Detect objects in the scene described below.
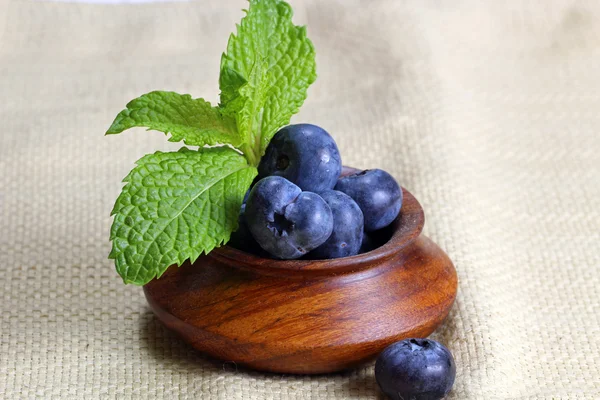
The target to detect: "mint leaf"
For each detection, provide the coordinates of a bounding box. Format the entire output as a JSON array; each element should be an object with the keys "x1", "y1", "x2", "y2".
[
  {"x1": 219, "y1": 0, "x2": 317, "y2": 164},
  {"x1": 109, "y1": 147, "x2": 257, "y2": 285},
  {"x1": 106, "y1": 0, "x2": 319, "y2": 286},
  {"x1": 106, "y1": 91, "x2": 241, "y2": 147}
]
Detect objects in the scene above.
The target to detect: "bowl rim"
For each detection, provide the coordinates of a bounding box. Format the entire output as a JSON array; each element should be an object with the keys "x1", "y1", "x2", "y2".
[{"x1": 210, "y1": 184, "x2": 425, "y2": 276}]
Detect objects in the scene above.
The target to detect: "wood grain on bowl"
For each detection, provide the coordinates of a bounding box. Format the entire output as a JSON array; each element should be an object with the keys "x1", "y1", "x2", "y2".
[{"x1": 143, "y1": 184, "x2": 457, "y2": 374}]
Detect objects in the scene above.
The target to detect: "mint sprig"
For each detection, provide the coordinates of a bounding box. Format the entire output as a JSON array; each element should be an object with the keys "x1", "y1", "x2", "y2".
[
  {"x1": 109, "y1": 148, "x2": 257, "y2": 285},
  {"x1": 107, "y1": 91, "x2": 241, "y2": 147},
  {"x1": 219, "y1": 0, "x2": 317, "y2": 164},
  {"x1": 106, "y1": 0, "x2": 316, "y2": 285}
]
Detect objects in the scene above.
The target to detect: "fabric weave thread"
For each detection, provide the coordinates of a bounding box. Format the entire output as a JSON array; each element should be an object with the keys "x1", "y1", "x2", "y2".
[{"x1": 0, "y1": 0, "x2": 599, "y2": 398}]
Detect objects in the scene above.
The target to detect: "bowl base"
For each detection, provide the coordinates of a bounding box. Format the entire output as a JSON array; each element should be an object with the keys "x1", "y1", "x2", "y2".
[{"x1": 144, "y1": 235, "x2": 457, "y2": 374}]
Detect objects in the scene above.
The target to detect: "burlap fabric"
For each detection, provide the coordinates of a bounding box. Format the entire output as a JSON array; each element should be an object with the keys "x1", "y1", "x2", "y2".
[{"x1": 1, "y1": 0, "x2": 599, "y2": 398}]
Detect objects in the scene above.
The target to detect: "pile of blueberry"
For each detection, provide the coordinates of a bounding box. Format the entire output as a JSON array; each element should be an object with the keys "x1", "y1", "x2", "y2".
[
  {"x1": 231, "y1": 123, "x2": 403, "y2": 260},
  {"x1": 231, "y1": 125, "x2": 456, "y2": 399}
]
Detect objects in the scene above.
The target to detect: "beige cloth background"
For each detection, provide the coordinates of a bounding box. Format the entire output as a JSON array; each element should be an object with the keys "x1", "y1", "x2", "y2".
[{"x1": 1, "y1": 0, "x2": 599, "y2": 398}]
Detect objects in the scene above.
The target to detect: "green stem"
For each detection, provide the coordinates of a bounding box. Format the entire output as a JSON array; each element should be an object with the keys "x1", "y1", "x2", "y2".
[{"x1": 241, "y1": 143, "x2": 259, "y2": 167}]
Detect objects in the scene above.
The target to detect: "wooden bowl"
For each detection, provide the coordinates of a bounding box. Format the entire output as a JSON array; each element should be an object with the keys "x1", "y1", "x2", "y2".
[{"x1": 143, "y1": 174, "x2": 457, "y2": 374}]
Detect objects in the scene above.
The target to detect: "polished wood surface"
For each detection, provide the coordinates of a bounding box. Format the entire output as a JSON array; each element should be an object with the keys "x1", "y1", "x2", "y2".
[{"x1": 143, "y1": 184, "x2": 457, "y2": 374}]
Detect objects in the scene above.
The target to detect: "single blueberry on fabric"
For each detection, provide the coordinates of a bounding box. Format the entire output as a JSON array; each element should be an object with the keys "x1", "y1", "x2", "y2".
[
  {"x1": 245, "y1": 176, "x2": 333, "y2": 259},
  {"x1": 258, "y1": 124, "x2": 342, "y2": 192},
  {"x1": 335, "y1": 169, "x2": 402, "y2": 231},
  {"x1": 375, "y1": 339, "x2": 456, "y2": 400},
  {"x1": 309, "y1": 190, "x2": 364, "y2": 259}
]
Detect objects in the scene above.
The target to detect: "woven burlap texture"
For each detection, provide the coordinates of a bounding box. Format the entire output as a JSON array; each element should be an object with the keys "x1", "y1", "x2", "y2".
[{"x1": 1, "y1": 0, "x2": 599, "y2": 398}]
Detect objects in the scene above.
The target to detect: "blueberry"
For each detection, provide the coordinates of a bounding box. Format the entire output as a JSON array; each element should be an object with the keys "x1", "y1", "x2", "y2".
[
  {"x1": 246, "y1": 176, "x2": 333, "y2": 259},
  {"x1": 242, "y1": 188, "x2": 251, "y2": 204},
  {"x1": 335, "y1": 169, "x2": 402, "y2": 231},
  {"x1": 228, "y1": 203, "x2": 266, "y2": 256},
  {"x1": 258, "y1": 124, "x2": 342, "y2": 192},
  {"x1": 359, "y1": 232, "x2": 375, "y2": 254},
  {"x1": 308, "y1": 190, "x2": 363, "y2": 259},
  {"x1": 375, "y1": 339, "x2": 456, "y2": 400}
]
